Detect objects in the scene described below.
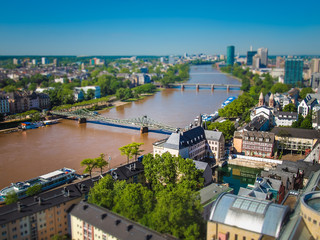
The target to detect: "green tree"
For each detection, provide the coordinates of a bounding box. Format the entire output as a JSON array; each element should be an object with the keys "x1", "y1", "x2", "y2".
[
  {"x1": 283, "y1": 103, "x2": 297, "y2": 112},
  {"x1": 113, "y1": 183, "x2": 154, "y2": 222},
  {"x1": 115, "y1": 88, "x2": 126, "y2": 100},
  {"x1": 299, "y1": 87, "x2": 314, "y2": 100},
  {"x1": 300, "y1": 113, "x2": 312, "y2": 129},
  {"x1": 80, "y1": 158, "x2": 97, "y2": 178},
  {"x1": 292, "y1": 114, "x2": 304, "y2": 128},
  {"x1": 95, "y1": 153, "x2": 108, "y2": 174},
  {"x1": 270, "y1": 83, "x2": 290, "y2": 94},
  {"x1": 28, "y1": 83, "x2": 37, "y2": 91},
  {"x1": 119, "y1": 143, "x2": 134, "y2": 164},
  {"x1": 88, "y1": 175, "x2": 117, "y2": 209},
  {"x1": 149, "y1": 185, "x2": 204, "y2": 239},
  {"x1": 207, "y1": 120, "x2": 235, "y2": 141},
  {"x1": 26, "y1": 184, "x2": 42, "y2": 196},
  {"x1": 51, "y1": 234, "x2": 69, "y2": 240},
  {"x1": 85, "y1": 89, "x2": 95, "y2": 100},
  {"x1": 142, "y1": 153, "x2": 204, "y2": 192},
  {"x1": 130, "y1": 142, "x2": 144, "y2": 161},
  {"x1": 5, "y1": 191, "x2": 18, "y2": 205}
]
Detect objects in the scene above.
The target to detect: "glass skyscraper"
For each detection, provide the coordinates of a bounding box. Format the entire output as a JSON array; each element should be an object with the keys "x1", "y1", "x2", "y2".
[
  {"x1": 284, "y1": 59, "x2": 303, "y2": 86},
  {"x1": 246, "y1": 51, "x2": 257, "y2": 66},
  {"x1": 227, "y1": 46, "x2": 235, "y2": 66}
]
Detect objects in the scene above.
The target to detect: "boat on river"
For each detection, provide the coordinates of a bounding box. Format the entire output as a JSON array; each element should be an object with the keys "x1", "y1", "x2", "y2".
[
  {"x1": 0, "y1": 167, "x2": 76, "y2": 203},
  {"x1": 221, "y1": 96, "x2": 237, "y2": 108}
]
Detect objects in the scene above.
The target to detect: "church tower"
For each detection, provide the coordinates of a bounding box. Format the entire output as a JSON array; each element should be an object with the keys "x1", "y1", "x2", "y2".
[
  {"x1": 259, "y1": 92, "x2": 264, "y2": 106},
  {"x1": 269, "y1": 93, "x2": 274, "y2": 107}
]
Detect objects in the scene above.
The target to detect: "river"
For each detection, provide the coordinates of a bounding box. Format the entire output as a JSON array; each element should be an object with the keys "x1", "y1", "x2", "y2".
[{"x1": 0, "y1": 65, "x2": 241, "y2": 189}]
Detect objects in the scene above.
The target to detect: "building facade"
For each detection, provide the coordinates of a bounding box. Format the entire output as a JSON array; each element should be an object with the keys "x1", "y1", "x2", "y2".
[
  {"x1": 70, "y1": 201, "x2": 176, "y2": 240},
  {"x1": 153, "y1": 126, "x2": 207, "y2": 161},
  {"x1": 0, "y1": 183, "x2": 89, "y2": 240},
  {"x1": 274, "y1": 111, "x2": 298, "y2": 127},
  {"x1": 153, "y1": 127, "x2": 225, "y2": 161},
  {"x1": 226, "y1": 46, "x2": 235, "y2": 66},
  {"x1": 233, "y1": 131, "x2": 275, "y2": 158},
  {"x1": 246, "y1": 51, "x2": 257, "y2": 66},
  {"x1": 271, "y1": 127, "x2": 320, "y2": 154},
  {"x1": 0, "y1": 92, "x2": 10, "y2": 114},
  {"x1": 257, "y1": 48, "x2": 268, "y2": 68},
  {"x1": 284, "y1": 59, "x2": 303, "y2": 86},
  {"x1": 6, "y1": 91, "x2": 51, "y2": 113},
  {"x1": 204, "y1": 130, "x2": 225, "y2": 160}
]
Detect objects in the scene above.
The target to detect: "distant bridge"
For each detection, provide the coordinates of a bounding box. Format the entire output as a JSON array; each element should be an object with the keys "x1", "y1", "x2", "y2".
[
  {"x1": 51, "y1": 109, "x2": 177, "y2": 134},
  {"x1": 153, "y1": 82, "x2": 241, "y2": 91}
]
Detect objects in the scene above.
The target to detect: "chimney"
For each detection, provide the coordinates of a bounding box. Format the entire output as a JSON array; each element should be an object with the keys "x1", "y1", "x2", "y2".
[
  {"x1": 115, "y1": 219, "x2": 121, "y2": 225},
  {"x1": 17, "y1": 201, "x2": 21, "y2": 212},
  {"x1": 101, "y1": 214, "x2": 107, "y2": 220},
  {"x1": 127, "y1": 225, "x2": 133, "y2": 231},
  {"x1": 145, "y1": 234, "x2": 152, "y2": 240},
  {"x1": 38, "y1": 197, "x2": 42, "y2": 205}
]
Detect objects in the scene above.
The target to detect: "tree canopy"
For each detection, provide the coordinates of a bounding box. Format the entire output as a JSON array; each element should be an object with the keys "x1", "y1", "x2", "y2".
[
  {"x1": 26, "y1": 184, "x2": 42, "y2": 196},
  {"x1": 283, "y1": 103, "x2": 297, "y2": 112},
  {"x1": 88, "y1": 153, "x2": 205, "y2": 239},
  {"x1": 299, "y1": 87, "x2": 314, "y2": 100},
  {"x1": 119, "y1": 142, "x2": 144, "y2": 164},
  {"x1": 5, "y1": 191, "x2": 18, "y2": 205},
  {"x1": 218, "y1": 93, "x2": 255, "y2": 118},
  {"x1": 207, "y1": 120, "x2": 235, "y2": 141}
]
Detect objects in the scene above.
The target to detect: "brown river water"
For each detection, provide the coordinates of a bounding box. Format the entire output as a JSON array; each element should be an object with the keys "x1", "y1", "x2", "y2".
[{"x1": 0, "y1": 65, "x2": 241, "y2": 189}]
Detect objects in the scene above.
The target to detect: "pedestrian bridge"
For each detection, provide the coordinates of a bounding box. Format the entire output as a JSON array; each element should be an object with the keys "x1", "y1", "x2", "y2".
[{"x1": 51, "y1": 109, "x2": 177, "y2": 134}]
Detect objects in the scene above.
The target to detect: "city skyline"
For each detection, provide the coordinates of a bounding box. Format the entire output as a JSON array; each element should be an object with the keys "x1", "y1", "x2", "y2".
[{"x1": 1, "y1": 0, "x2": 320, "y2": 56}]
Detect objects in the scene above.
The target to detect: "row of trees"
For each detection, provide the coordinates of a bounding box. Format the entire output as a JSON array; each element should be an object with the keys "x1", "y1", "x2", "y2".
[
  {"x1": 220, "y1": 64, "x2": 291, "y2": 99},
  {"x1": 89, "y1": 152, "x2": 205, "y2": 239},
  {"x1": 80, "y1": 153, "x2": 109, "y2": 178},
  {"x1": 119, "y1": 142, "x2": 144, "y2": 163}
]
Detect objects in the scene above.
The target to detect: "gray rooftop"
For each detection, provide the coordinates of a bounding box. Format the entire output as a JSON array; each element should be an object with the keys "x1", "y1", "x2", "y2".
[
  {"x1": 271, "y1": 127, "x2": 320, "y2": 140},
  {"x1": 163, "y1": 126, "x2": 205, "y2": 150},
  {"x1": 199, "y1": 183, "x2": 232, "y2": 206},
  {"x1": 204, "y1": 130, "x2": 223, "y2": 141},
  {"x1": 70, "y1": 201, "x2": 177, "y2": 240},
  {"x1": 193, "y1": 160, "x2": 209, "y2": 171},
  {"x1": 209, "y1": 193, "x2": 290, "y2": 238}
]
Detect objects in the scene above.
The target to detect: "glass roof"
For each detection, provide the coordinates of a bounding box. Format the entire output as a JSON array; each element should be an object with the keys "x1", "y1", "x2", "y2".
[{"x1": 232, "y1": 198, "x2": 268, "y2": 214}]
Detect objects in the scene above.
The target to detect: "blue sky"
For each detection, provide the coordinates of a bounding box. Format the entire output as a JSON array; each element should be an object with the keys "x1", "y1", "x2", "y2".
[{"x1": 1, "y1": 0, "x2": 320, "y2": 56}]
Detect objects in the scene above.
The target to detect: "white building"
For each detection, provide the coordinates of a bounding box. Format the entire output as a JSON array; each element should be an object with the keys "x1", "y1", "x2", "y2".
[
  {"x1": 274, "y1": 111, "x2": 298, "y2": 127},
  {"x1": 41, "y1": 57, "x2": 48, "y2": 65},
  {"x1": 54, "y1": 77, "x2": 64, "y2": 84},
  {"x1": 204, "y1": 130, "x2": 225, "y2": 160},
  {"x1": 250, "y1": 106, "x2": 274, "y2": 124},
  {"x1": 153, "y1": 126, "x2": 207, "y2": 161},
  {"x1": 73, "y1": 86, "x2": 101, "y2": 101},
  {"x1": 298, "y1": 94, "x2": 318, "y2": 117}
]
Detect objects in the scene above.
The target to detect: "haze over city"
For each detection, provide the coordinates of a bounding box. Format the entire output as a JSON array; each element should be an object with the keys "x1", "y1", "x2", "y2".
[{"x1": 1, "y1": 0, "x2": 320, "y2": 55}]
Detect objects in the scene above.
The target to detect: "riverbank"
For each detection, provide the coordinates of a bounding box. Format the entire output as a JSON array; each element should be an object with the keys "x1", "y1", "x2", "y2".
[{"x1": 218, "y1": 69, "x2": 243, "y2": 83}]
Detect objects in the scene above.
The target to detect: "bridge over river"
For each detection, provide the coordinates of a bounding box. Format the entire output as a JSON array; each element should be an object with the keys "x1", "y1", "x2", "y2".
[
  {"x1": 153, "y1": 82, "x2": 241, "y2": 91},
  {"x1": 51, "y1": 109, "x2": 177, "y2": 134}
]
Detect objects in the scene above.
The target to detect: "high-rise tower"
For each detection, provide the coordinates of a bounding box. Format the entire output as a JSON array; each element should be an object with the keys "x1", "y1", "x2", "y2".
[{"x1": 226, "y1": 46, "x2": 235, "y2": 66}]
